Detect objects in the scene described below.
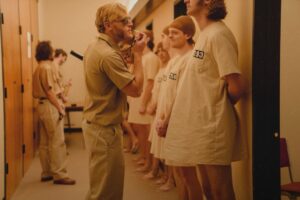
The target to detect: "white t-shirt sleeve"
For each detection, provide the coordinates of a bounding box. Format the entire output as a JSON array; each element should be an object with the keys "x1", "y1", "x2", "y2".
[{"x1": 211, "y1": 33, "x2": 241, "y2": 77}]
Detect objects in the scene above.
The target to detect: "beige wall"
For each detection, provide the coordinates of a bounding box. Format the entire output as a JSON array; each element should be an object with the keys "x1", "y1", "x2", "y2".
[
  {"x1": 0, "y1": 33, "x2": 5, "y2": 199},
  {"x1": 280, "y1": 0, "x2": 300, "y2": 195},
  {"x1": 38, "y1": 0, "x2": 130, "y2": 125},
  {"x1": 135, "y1": 0, "x2": 253, "y2": 199},
  {"x1": 39, "y1": 0, "x2": 126, "y2": 103},
  {"x1": 225, "y1": 1, "x2": 253, "y2": 200},
  {"x1": 136, "y1": 0, "x2": 174, "y2": 44}
]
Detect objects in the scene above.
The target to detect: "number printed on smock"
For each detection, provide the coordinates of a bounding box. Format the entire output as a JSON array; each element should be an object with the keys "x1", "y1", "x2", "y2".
[{"x1": 191, "y1": 48, "x2": 208, "y2": 73}]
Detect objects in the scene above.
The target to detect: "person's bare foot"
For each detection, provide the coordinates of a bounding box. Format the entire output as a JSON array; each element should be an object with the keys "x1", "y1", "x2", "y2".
[
  {"x1": 136, "y1": 158, "x2": 146, "y2": 165},
  {"x1": 135, "y1": 164, "x2": 150, "y2": 172},
  {"x1": 143, "y1": 170, "x2": 158, "y2": 179},
  {"x1": 155, "y1": 177, "x2": 167, "y2": 185},
  {"x1": 123, "y1": 148, "x2": 130, "y2": 153},
  {"x1": 158, "y1": 179, "x2": 175, "y2": 191},
  {"x1": 132, "y1": 156, "x2": 143, "y2": 162}
]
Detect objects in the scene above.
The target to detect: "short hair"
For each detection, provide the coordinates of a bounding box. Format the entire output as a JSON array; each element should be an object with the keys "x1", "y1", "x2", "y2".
[
  {"x1": 206, "y1": 0, "x2": 227, "y2": 20},
  {"x1": 95, "y1": 3, "x2": 128, "y2": 33},
  {"x1": 35, "y1": 41, "x2": 53, "y2": 62},
  {"x1": 54, "y1": 48, "x2": 67, "y2": 58},
  {"x1": 143, "y1": 30, "x2": 155, "y2": 51},
  {"x1": 155, "y1": 42, "x2": 167, "y2": 54}
]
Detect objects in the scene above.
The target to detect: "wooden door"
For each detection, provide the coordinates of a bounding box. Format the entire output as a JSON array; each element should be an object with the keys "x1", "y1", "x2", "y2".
[
  {"x1": 30, "y1": 0, "x2": 39, "y2": 152},
  {"x1": 0, "y1": 0, "x2": 23, "y2": 198},
  {"x1": 19, "y1": 0, "x2": 33, "y2": 174}
]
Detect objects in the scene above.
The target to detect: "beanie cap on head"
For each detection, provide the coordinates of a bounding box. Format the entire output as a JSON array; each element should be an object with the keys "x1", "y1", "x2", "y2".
[{"x1": 169, "y1": 16, "x2": 195, "y2": 38}]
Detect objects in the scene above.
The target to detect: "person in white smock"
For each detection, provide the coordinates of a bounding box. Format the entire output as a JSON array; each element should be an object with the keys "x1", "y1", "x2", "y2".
[
  {"x1": 155, "y1": 16, "x2": 203, "y2": 200},
  {"x1": 163, "y1": 0, "x2": 247, "y2": 200},
  {"x1": 143, "y1": 42, "x2": 170, "y2": 181},
  {"x1": 128, "y1": 30, "x2": 160, "y2": 171}
]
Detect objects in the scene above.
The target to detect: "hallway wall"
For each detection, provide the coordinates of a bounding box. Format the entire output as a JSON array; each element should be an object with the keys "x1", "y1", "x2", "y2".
[
  {"x1": 280, "y1": 0, "x2": 300, "y2": 187},
  {"x1": 38, "y1": 0, "x2": 132, "y2": 103},
  {"x1": 38, "y1": 1, "x2": 253, "y2": 199},
  {"x1": 135, "y1": 0, "x2": 174, "y2": 44},
  {"x1": 38, "y1": 0, "x2": 133, "y2": 126},
  {"x1": 134, "y1": 1, "x2": 253, "y2": 200},
  {"x1": 225, "y1": 1, "x2": 253, "y2": 200}
]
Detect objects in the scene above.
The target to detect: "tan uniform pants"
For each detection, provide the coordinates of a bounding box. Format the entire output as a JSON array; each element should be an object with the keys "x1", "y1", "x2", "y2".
[
  {"x1": 37, "y1": 100, "x2": 68, "y2": 180},
  {"x1": 82, "y1": 120, "x2": 124, "y2": 200}
]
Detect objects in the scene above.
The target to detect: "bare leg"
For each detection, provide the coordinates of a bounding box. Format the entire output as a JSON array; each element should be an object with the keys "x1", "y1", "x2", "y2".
[
  {"x1": 198, "y1": 165, "x2": 235, "y2": 200},
  {"x1": 155, "y1": 160, "x2": 168, "y2": 185},
  {"x1": 144, "y1": 156, "x2": 160, "y2": 179},
  {"x1": 132, "y1": 123, "x2": 150, "y2": 171},
  {"x1": 159, "y1": 165, "x2": 175, "y2": 191},
  {"x1": 179, "y1": 167, "x2": 203, "y2": 200},
  {"x1": 173, "y1": 167, "x2": 188, "y2": 200},
  {"x1": 131, "y1": 123, "x2": 145, "y2": 163}
]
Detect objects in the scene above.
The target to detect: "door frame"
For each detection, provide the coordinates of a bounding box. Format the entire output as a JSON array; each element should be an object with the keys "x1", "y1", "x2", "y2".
[{"x1": 252, "y1": 0, "x2": 281, "y2": 199}]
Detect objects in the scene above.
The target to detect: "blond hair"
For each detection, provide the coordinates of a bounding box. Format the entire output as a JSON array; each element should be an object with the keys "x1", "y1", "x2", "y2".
[{"x1": 95, "y1": 3, "x2": 128, "y2": 33}]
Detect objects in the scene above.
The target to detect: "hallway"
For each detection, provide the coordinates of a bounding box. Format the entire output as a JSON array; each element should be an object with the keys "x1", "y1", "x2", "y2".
[{"x1": 10, "y1": 133, "x2": 178, "y2": 200}]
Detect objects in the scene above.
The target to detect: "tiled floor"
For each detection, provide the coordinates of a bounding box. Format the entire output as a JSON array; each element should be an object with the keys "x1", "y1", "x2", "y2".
[{"x1": 11, "y1": 132, "x2": 179, "y2": 200}]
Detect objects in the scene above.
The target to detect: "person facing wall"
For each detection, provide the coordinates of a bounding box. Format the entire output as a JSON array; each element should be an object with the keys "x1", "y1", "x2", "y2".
[{"x1": 32, "y1": 41, "x2": 76, "y2": 185}]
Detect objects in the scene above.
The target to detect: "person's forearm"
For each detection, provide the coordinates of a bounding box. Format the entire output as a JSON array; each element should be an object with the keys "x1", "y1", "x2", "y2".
[
  {"x1": 46, "y1": 90, "x2": 63, "y2": 113},
  {"x1": 227, "y1": 79, "x2": 246, "y2": 105},
  {"x1": 141, "y1": 81, "x2": 154, "y2": 108},
  {"x1": 132, "y1": 53, "x2": 144, "y2": 95},
  {"x1": 227, "y1": 86, "x2": 242, "y2": 105},
  {"x1": 161, "y1": 102, "x2": 174, "y2": 127}
]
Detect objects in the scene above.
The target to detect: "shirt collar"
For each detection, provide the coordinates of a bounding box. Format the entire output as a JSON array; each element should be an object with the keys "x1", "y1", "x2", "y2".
[{"x1": 98, "y1": 33, "x2": 120, "y2": 51}]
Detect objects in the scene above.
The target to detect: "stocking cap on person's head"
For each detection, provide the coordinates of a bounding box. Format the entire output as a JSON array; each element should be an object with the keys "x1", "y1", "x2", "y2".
[{"x1": 169, "y1": 16, "x2": 196, "y2": 39}]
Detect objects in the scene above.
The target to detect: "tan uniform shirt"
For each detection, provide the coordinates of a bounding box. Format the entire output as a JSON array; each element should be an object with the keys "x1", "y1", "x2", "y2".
[
  {"x1": 52, "y1": 63, "x2": 64, "y2": 94},
  {"x1": 127, "y1": 51, "x2": 160, "y2": 124},
  {"x1": 33, "y1": 60, "x2": 60, "y2": 98},
  {"x1": 83, "y1": 33, "x2": 134, "y2": 126},
  {"x1": 164, "y1": 21, "x2": 246, "y2": 165}
]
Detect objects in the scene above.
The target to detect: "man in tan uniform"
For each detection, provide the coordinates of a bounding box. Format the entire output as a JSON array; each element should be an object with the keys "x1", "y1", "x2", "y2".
[
  {"x1": 82, "y1": 3, "x2": 146, "y2": 200},
  {"x1": 53, "y1": 48, "x2": 71, "y2": 102},
  {"x1": 32, "y1": 41, "x2": 75, "y2": 185}
]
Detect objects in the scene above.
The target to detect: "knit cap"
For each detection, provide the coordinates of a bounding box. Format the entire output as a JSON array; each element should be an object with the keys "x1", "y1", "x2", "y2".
[{"x1": 169, "y1": 16, "x2": 195, "y2": 38}]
